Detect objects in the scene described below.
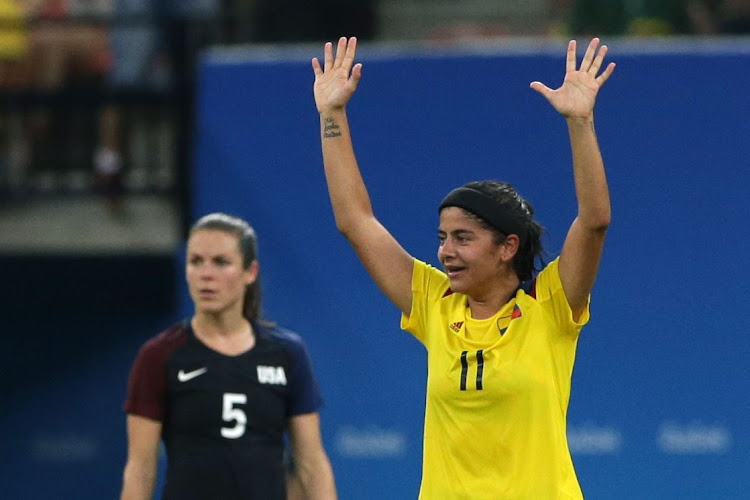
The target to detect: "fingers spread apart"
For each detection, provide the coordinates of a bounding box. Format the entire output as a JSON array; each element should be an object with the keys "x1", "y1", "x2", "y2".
[{"x1": 570, "y1": 38, "x2": 616, "y2": 84}]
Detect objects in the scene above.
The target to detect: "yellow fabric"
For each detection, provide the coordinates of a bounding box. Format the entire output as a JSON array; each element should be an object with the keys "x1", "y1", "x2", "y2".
[
  {"x1": 0, "y1": 0, "x2": 28, "y2": 59},
  {"x1": 401, "y1": 257, "x2": 589, "y2": 499}
]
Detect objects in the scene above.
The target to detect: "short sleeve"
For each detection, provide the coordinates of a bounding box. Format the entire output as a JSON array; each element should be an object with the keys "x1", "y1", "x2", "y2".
[
  {"x1": 123, "y1": 340, "x2": 168, "y2": 421},
  {"x1": 533, "y1": 258, "x2": 590, "y2": 337},
  {"x1": 286, "y1": 337, "x2": 324, "y2": 417},
  {"x1": 400, "y1": 259, "x2": 447, "y2": 345}
]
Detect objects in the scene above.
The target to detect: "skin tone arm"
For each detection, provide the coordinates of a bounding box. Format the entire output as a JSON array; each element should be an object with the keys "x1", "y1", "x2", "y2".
[
  {"x1": 288, "y1": 413, "x2": 337, "y2": 499},
  {"x1": 312, "y1": 37, "x2": 415, "y2": 316},
  {"x1": 120, "y1": 415, "x2": 162, "y2": 500},
  {"x1": 530, "y1": 38, "x2": 615, "y2": 321}
]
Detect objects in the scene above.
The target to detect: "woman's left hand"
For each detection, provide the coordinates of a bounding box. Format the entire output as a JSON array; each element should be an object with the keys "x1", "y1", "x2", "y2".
[{"x1": 530, "y1": 38, "x2": 615, "y2": 120}]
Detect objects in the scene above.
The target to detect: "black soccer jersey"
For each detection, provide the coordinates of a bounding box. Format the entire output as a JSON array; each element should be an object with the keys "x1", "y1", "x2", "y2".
[{"x1": 124, "y1": 320, "x2": 323, "y2": 500}]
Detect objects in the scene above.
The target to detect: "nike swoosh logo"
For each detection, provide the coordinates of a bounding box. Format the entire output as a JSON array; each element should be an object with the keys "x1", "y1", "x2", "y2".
[{"x1": 178, "y1": 367, "x2": 207, "y2": 382}]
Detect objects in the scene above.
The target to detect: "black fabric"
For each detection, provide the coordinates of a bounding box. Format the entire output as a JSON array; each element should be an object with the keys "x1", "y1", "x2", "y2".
[{"x1": 439, "y1": 187, "x2": 526, "y2": 244}]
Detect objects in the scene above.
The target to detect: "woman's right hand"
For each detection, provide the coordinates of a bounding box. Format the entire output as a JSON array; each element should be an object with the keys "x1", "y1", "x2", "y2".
[{"x1": 312, "y1": 37, "x2": 362, "y2": 114}]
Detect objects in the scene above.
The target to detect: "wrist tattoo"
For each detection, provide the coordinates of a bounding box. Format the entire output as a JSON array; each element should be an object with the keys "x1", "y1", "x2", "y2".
[{"x1": 323, "y1": 117, "x2": 342, "y2": 138}]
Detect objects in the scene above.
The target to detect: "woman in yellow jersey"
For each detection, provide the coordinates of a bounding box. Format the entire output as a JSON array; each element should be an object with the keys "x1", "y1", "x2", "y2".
[{"x1": 312, "y1": 37, "x2": 615, "y2": 499}]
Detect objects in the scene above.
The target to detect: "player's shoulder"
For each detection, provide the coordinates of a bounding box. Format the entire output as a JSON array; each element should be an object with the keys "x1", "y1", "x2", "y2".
[
  {"x1": 139, "y1": 320, "x2": 190, "y2": 358},
  {"x1": 256, "y1": 322, "x2": 311, "y2": 358},
  {"x1": 528, "y1": 257, "x2": 561, "y2": 299},
  {"x1": 413, "y1": 258, "x2": 453, "y2": 298},
  {"x1": 257, "y1": 322, "x2": 305, "y2": 346}
]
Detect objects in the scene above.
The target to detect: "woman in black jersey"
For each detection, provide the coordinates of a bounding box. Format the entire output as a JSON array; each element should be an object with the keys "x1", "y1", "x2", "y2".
[{"x1": 120, "y1": 213, "x2": 337, "y2": 500}]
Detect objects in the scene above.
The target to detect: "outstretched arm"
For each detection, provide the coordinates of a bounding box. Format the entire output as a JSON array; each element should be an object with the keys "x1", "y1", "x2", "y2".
[
  {"x1": 312, "y1": 37, "x2": 414, "y2": 315},
  {"x1": 530, "y1": 39, "x2": 615, "y2": 321}
]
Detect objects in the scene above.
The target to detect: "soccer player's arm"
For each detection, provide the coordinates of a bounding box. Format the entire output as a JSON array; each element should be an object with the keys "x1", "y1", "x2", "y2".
[
  {"x1": 121, "y1": 338, "x2": 168, "y2": 500},
  {"x1": 532, "y1": 39, "x2": 615, "y2": 321},
  {"x1": 288, "y1": 412, "x2": 338, "y2": 500},
  {"x1": 313, "y1": 37, "x2": 414, "y2": 316},
  {"x1": 557, "y1": 114, "x2": 610, "y2": 322},
  {"x1": 120, "y1": 415, "x2": 162, "y2": 500}
]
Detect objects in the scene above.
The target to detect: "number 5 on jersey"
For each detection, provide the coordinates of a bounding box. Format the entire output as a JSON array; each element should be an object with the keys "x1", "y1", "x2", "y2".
[{"x1": 221, "y1": 393, "x2": 247, "y2": 438}]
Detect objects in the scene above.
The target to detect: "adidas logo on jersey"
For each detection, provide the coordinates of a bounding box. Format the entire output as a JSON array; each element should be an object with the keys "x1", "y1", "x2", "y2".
[
  {"x1": 449, "y1": 321, "x2": 464, "y2": 332},
  {"x1": 257, "y1": 365, "x2": 287, "y2": 385}
]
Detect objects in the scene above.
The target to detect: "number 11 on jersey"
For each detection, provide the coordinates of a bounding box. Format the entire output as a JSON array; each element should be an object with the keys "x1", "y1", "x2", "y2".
[{"x1": 460, "y1": 350, "x2": 484, "y2": 391}]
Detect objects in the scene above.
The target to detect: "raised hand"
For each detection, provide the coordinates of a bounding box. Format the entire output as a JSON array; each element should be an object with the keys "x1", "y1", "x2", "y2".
[
  {"x1": 312, "y1": 37, "x2": 362, "y2": 114},
  {"x1": 530, "y1": 38, "x2": 615, "y2": 120}
]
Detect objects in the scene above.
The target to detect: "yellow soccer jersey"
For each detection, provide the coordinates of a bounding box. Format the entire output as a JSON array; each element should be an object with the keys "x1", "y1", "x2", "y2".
[{"x1": 401, "y1": 257, "x2": 589, "y2": 500}]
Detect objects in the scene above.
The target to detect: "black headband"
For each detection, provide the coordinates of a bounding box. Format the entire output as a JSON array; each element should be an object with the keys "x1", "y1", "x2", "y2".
[{"x1": 439, "y1": 187, "x2": 526, "y2": 245}]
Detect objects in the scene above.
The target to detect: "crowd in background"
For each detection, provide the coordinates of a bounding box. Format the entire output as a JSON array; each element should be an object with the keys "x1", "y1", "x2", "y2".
[
  {"x1": 565, "y1": 0, "x2": 750, "y2": 36},
  {"x1": 2, "y1": 0, "x2": 747, "y2": 94},
  {"x1": 0, "y1": 0, "x2": 747, "y2": 213},
  {"x1": 1, "y1": 0, "x2": 748, "y2": 92}
]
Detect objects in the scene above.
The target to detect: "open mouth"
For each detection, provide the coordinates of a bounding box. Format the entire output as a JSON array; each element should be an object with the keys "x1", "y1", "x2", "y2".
[{"x1": 444, "y1": 265, "x2": 465, "y2": 278}]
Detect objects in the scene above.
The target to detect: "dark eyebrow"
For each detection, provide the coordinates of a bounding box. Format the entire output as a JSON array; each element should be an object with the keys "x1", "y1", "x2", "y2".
[
  {"x1": 187, "y1": 252, "x2": 231, "y2": 260},
  {"x1": 437, "y1": 229, "x2": 474, "y2": 237}
]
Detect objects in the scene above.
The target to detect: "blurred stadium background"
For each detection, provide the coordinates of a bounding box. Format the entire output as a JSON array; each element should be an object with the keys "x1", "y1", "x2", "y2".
[{"x1": 1, "y1": 1, "x2": 748, "y2": 499}]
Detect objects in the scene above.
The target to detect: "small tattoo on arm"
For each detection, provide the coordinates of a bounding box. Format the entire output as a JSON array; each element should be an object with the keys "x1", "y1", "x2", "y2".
[{"x1": 323, "y1": 117, "x2": 342, "y2": 138}]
